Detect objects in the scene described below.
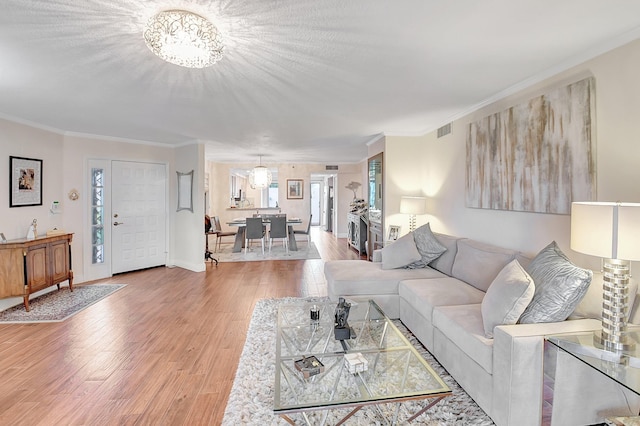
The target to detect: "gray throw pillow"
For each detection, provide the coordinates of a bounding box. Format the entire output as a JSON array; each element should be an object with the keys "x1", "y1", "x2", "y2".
[
  {"x1": 405, "y1": 223, "x2": 447, "y2": 269},
  {"x1": 519, "y1": 241, "x2": 593, "y2": 324},
  {"x1": 381, "y1": 232, "x2": 421, "y2": 270},
  {"x1": 481, "y1": 260, "x2": 535, "y2": 338}
]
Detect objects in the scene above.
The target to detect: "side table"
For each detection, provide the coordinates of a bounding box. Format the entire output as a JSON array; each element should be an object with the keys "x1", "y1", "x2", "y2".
[{"x1": 544, "y1": 330, "x2": 640, "y2": 425}]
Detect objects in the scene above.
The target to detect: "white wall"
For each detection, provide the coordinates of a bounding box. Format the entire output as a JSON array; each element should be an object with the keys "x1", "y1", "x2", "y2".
[
  {"x1": 171, "y1": 143, "x2": 205, "y2": 272},
  {"x1": 385, "y1": 39, "x2": 640, "y2": 271},
  {"x1": 0, "y1": 119, "x2": 65, "y2": 240},
  {"x1": 0, "y1": 122, "x2": 203, "y2": 309}
]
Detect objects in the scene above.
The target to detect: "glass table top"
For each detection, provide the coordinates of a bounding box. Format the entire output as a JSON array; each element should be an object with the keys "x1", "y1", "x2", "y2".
[
  {"x1": 274, "y1": 299, "x2": 451, "y2": 413},
  {"x1": 546, "y1": 328, "x2": 640, "y2": 396}
]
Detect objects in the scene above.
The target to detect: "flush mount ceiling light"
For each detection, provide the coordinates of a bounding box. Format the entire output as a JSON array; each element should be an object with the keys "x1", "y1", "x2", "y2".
[
  {"x1": 143, "y1": 10, "x2": 224, "y2": 68},
  {"x1": 249, "y1": 156, "x2": 272, "y2": 189}
]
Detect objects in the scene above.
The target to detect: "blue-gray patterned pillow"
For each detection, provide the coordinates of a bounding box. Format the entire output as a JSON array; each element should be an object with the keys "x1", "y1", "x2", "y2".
[
  {"x1": 519, "y1": 241, "x2": 592, "y2": 324},
  {"x1": 405, "y1": 223, "x2": 447, "y2": 269}
]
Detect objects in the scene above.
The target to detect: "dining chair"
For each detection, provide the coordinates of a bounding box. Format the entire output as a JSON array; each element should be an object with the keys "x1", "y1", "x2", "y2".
[
  {"x1": 245, "y1": 217, "x2": 266, "y2": 255},
  {"x1": 204, "y1": 215, "x2": 218, "y2": 265},
  {"x1": 268, "y1": 215, "x2": 288, "y2": 254},
  {"x1": 212, "y1": 216, "x2": 236, "y2": 252},
  {"x1": 293, "y1": 214, "x2": 312, "y2": 244}
]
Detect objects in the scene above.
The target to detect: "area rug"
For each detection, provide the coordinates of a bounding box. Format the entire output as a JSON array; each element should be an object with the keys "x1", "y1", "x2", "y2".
[
  {"x1": 213, "y1": 242, "x2": 321, "y2": 263},
  {"x1": 222, "y1": 297, "x2": 495, "y2": 425},
  {"x1": 0, "y1": 284, "x2": 126, "y2": 323}
]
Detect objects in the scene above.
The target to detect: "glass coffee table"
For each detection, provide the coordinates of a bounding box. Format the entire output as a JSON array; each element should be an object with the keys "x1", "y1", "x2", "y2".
[
  {"x1": 544, "y1": 329, "x2": 640, "y2": 424},
  {"x1": 274, "y1": 299, "x2": 451, "y2": 425}
]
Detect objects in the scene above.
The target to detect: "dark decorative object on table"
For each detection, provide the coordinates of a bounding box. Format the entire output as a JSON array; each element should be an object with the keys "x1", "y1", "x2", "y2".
[
  {"x1": 334, "y1": 297, "x2": 355, "y2": 340},
  {"x1": 294, "y1": 355, "x2": 324, "y2": 378},
  {"x1": 310, "y1": 304, "x2": 320, "y2": 322}
]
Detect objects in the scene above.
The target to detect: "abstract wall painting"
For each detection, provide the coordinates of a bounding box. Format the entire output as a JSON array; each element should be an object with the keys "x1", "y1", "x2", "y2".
[{"x1": 466, "y1": 77, "x2": 596, "y2": 215}]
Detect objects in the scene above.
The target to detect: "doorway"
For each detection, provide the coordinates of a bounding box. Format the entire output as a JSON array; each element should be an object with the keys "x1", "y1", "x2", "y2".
[
  {"x1": 85, "y1": 159, "x2": 167, "y2": 280},
  {"x1": 310, "y1": 181, "x2": 321, "y2": 226}
]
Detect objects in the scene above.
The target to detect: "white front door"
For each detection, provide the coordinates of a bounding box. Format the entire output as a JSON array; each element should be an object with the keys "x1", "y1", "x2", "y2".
[{"x1": 111, "y1": 161, "x2": 167, "y2": 274}]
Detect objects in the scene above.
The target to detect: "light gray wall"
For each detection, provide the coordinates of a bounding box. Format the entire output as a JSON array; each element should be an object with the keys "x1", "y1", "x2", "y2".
[{"x1": 385, "y1": 39, "x2": 640, "y2": 272}]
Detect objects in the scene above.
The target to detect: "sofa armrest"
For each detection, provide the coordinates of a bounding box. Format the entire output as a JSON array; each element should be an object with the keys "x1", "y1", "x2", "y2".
[
  {"x1": 491, "y1": 319, "x2": 601, "y2": 426},
  {"x1": 495, "y1": 318, "x2": 601, "y2": 339},
  {"x1": 372, "y1": 249, "x2": 382, "y2": 263}
]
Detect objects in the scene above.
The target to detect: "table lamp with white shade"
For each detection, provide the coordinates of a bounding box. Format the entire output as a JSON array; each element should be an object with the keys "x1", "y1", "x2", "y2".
[
  {"x1": 400, "y1": 196, "x2": 426, "y2": 232},
  {"x1": 571, "y1": 202, "x2": 640, "y2": 352}
]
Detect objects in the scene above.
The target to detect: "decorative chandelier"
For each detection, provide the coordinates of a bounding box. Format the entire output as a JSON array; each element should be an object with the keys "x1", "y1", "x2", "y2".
[
  {"x1": 143, "y1": 10, "x2": 224, "y2": 68},
  {"x1": 249, "y1": 156, "x2": 272, "y2": 189}
]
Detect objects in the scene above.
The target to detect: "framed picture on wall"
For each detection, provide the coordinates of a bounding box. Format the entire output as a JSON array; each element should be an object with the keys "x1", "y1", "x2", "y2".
[
  {"x1": 9, "y1": 156, "x2": 43, "y2": 207},
  {"x1": 287, "y1": 179, "x2": 303, "y2": 199},
  {"x1": 388, "y1": 225, "x2": 401, "y2": 241}
]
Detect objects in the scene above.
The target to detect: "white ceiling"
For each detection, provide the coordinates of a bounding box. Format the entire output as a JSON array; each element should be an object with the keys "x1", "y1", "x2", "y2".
[{"x1": 1, "y1": 1, "x2": 640, "y2": 164}]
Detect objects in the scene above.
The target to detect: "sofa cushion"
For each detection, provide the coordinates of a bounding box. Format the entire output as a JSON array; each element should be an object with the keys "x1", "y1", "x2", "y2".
[
  {"x1": 399, "y1": 277, "x2": 486, "y2": 327},
  {"x1": 430, "y1": 233, "x2": 463, "y2": 276},
  {"x1": 406, "y1": 223, "x2": 447, "y2": 269},
  {"x1": 433, "y1": 304, "x2": 494, "y2": 374},
  {"x1": 381, "y1": 233, "x2": 421, "y2": 270},
  {"x1": 519, "y1": 241, "x2": 593, "y2": 324},
  {"x1": 451, "y1": 239, "x2": 517, "y2": 292},
  {"x1": 481, "y1": 260, "x2": 535, "y2": 338},
  {"x1": 324, "y1": 260, "x2": 446, "y2": 297}
]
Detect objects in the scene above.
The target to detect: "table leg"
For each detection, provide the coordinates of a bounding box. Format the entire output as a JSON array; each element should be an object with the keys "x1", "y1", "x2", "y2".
[
  {"x1": 279, "y1": 414, "x2": 296, "y2": 425},
  {"x1": 405, "y1": 396, "x2": 446, "y2": 422},
  {"x1": 288, "y1": 225, "x2": 298, "y2": 251},
  {"x1": 232, "y1": 227, "x2": 245, "y2": 253}
]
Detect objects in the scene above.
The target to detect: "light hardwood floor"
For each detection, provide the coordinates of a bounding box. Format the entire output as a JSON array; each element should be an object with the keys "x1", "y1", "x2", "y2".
[{"x1": 0, "y1": 227, "x2": 363, "y2": 425}]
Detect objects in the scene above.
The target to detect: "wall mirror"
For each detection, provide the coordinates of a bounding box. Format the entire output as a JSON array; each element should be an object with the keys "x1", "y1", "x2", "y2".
[
  {"x1": 368, "y1": 153, "x2": 383, "y2": 222},
  {"x1": 177, "y1": 170, "x2": 194, "y2": 212},
  {"x1": 367, "y1": 153, "x2": 384, "y2": 260}
]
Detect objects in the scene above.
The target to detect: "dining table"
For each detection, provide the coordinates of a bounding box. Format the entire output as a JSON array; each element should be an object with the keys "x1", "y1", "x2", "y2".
[{"x1": 226, "y1": 217, "x2": 303, "y2": 253}]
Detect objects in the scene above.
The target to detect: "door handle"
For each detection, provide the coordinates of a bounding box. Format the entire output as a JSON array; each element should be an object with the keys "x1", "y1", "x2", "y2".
[{"x1": 113, "y1": 221, "x2": 124, "y2": 226}]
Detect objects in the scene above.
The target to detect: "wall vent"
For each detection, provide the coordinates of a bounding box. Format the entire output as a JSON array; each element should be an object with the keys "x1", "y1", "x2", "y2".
[
  {"x1": 325, "y1": 165, "x2": 339, "y2": 170},
  {"x1": 437, "y1": 123, "x2": 452, "y2": 138}
]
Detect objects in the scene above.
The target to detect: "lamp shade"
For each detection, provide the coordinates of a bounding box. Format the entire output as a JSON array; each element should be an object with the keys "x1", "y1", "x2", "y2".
[
  {"x1": 400, "y1": 196, "x2": 426, "y2": 215},
  {"x1": 571, "y1": 202, "x2": 640, "y2": 261},
  {"x1": 249, "y1": 166, "x2": 272, "y2": 189}
]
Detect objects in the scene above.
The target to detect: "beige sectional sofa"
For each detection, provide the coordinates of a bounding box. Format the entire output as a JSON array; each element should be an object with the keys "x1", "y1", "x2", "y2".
[{"x1": 324, "y1": 228, "x2": 640, "y2": 425}]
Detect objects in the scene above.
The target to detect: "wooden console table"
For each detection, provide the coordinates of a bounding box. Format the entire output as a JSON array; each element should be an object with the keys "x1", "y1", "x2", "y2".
[{"x1": 0, "y1": 233, "x2": 74, "y2": 311}]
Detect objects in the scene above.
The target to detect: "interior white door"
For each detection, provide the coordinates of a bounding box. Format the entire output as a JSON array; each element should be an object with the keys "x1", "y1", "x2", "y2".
[
  {"x1": 111, "y1": 161, "x2": 167, "y2": 274},
  {"x1": 310, "y1": 182, "x2": 321, "y2": 226}
]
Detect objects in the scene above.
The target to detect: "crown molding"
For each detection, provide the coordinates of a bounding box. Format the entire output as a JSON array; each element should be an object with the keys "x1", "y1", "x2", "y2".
[
  {"x1": 365, "y1": 133, "x2": 385, "y2": 146},
  {"x1": 0, "y1": 112, "x2": 65, "y2": 135},
  {"x1": 63, "y1": 130, "x2": 200, "y2": 148}
]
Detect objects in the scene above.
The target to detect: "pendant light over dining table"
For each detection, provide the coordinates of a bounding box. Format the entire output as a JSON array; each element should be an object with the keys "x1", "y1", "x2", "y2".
[{"x1": 249, "y1": 155, "x2": 272, "y2": 189}]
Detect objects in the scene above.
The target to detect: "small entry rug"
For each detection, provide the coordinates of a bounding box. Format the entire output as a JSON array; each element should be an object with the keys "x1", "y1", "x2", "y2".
[
  {"x1": 213, "y1": 242, "x2": 321, "y2": 263},
  {"x1": 0, "y1": 284, "x2": 126, "y2": 323},
  {"x1": 222, "y1": 297, "x2": 495, "y2": 425}
]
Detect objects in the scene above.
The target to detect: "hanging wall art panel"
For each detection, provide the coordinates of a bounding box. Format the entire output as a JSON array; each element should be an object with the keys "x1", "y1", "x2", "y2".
[{"x1": 466, "y1": 77, "x2": 596, "y2": 215}]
